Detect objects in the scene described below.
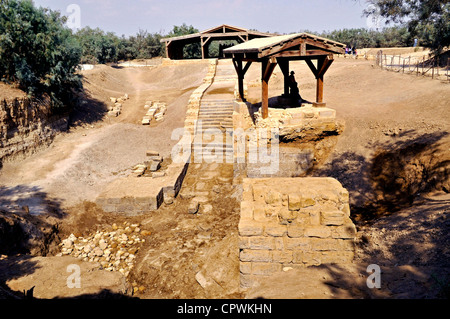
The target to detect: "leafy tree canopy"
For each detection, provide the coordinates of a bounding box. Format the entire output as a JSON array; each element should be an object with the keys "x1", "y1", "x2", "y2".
[
  {"x1": 363, "y1": 0, "x2": 450, "y2": 52},
  {"x1": 0, "y1": 0, "x2": 82, "y2": 109}
]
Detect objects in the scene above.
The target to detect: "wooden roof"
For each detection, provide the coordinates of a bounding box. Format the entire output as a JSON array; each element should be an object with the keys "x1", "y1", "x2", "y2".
[
  {"x1": 223, "y1": 32, "x2": 345, "y2": 60},
  {"x1": 160, "y1": 24, "x2": 273, "y2": 43}
]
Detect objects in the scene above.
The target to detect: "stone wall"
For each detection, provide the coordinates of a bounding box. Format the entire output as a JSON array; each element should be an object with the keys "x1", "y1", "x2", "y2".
[
  {"x1": 0, "y1": 96, "x2": 68, "y2": 165},
  {"x1": 238, "y1": 177, "x2": 356, "y2": 289}
]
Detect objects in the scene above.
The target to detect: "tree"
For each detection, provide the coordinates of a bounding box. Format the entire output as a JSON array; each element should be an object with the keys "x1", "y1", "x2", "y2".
[
  {"x1": 0, "y1": 0, "x2": 82, "y2": 109},
  {"x1": 363, "y1": 0, "x2": 450, "y2": 52},
  {"x1": 167, "y1": 23, "x2": 201, "y2": 59},
  {"x1": 74, "y1": 27, "x2": 118, "y2": 64}
]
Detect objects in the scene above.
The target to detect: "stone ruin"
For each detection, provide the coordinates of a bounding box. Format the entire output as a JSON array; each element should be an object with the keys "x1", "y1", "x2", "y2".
[
  {"x1": 238, "y1": 177, "x2": 356, "y2": 289},
  {"x1": 108, "y1": 93, "x2": 129, "y2": 117},
  {"x1": 142, "y1": 101, "x2": 167, "y2": 125}
]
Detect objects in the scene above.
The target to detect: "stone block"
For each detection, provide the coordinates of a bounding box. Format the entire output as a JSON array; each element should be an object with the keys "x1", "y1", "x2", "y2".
[
  {"x1": 240, "y1": 274, "x2": 257, "y2": 289},
  {"x1": 146, "y1": 150, "x2": 159, "y2": 157},
  {"x1": 252, "y1": 186, "x2": 266, "y2": 202},
  {"x1": 147, "y1": 155, "x2": 163, "y2": 162},
  {"x1": 240, "y1": 249, "x2": 271, "y2": 263},
  {"x1": 141, "y1": 118, "x2": 150, "y2": 125},
  {"x1": 251, "y1": 262, "x2": 281, "y2": 275},
  {"x1": 239, "y1": 237, "x2": 250, "y2": 249},
  {"x1": 320, "y1": 251, "x2": 354, "y2": 264},
  {"x1": 148, "y1": 160, "x2": 161, "y2": 172},
  {"x1": 287, "y1": 225, "x2": 305, "y2": 238},
  {"x1": 264, "y1": 225, "x2": 287, "y2": 237},
  {"x1": 240, "y1": 203, "x2": 253, "y2": 220},
  {"x1": 309, "y1": 210, "x2": 321, "y2": 225},
  {"x1": 321, "y1": 210, "x2": 345, "y2": 226},
  {"x1": 309, "y1": 238, "x2": 341, "y2": 251},
  {"x1": 272, "y1": 250, "x2": 293, "y2": 263},
  {"x1": 332, "y1": 223, "x2": 357, "y2": 239},
  {"x1": 264, "y1": 190, "x2": 282, "y2": 206},
  {"x1": 305, "y1": 226, "x2": 331, "y2": 238},
  {"x1": 318, "y1": 108, "x2": 336, "y2": 119},
  {"x1": 240, "y1": 262, "x2": 252, "y2": 275},
  {"x1": 238, "y1": 220, "x2": 264, "y2": 236},
  {"x1": 301, "y1": 251, "x2": 322, "y2": 266},
  {"x1": 248, "y1": 236, "x2": 276, "y2": 250},
  {"x1": 285, "y1": 237, "x2": 310, "y2": 250},
  {"x1": 288, "y1": 193, "x2": 315, "y2": 211},
  {"x1": 188, "y1": 199, "x2": 199, "y2": 214}
]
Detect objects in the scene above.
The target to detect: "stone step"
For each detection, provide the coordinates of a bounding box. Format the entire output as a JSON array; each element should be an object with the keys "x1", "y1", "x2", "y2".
[
  {"x1": 200, "y1": 105, "x2": 233, "y2": 110},
  {"x1": 192, "y1": 143, "x2": 234, "y2": 152},
  {"x1": 199, "y1": 109, "x2": 233, "y2": 113},
  {"x1": 197, "y1": 118, "x2": 233, "y2": 122},
  {"x1": 201, "y1": 100, "x2": 234, "y2": 104},
  {"x1": 197, "y1": 124, "x2": 233, "y2": 129}
]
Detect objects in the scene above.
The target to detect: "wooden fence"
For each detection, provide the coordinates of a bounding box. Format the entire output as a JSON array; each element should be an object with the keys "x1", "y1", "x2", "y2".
[{"x1": 376, "y1": 50, "x2": 449, "y2": 82}]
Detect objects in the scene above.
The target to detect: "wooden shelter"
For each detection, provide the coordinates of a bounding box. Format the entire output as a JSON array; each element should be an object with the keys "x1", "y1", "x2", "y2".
[
  {"x1": 160, "y1": 24, "x2": 273, "y2": 60},
  {"x1": 223, "y1": 33, "x2": 345, "y2": 118}
]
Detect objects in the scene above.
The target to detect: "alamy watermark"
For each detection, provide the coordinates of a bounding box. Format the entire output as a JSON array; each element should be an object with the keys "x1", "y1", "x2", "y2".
[
  {"x1": 67, "y1": 264, "x2": 81, "y2": 288},
  {"x1": 66, "y1": 4, "x2": 81, "y2": 31},
  {"x1": 171, "y1": 122, "x2": 280, "y2": 174},
  {"x1": 366, "y1": 264, "x2": 381, "y2": 289}
]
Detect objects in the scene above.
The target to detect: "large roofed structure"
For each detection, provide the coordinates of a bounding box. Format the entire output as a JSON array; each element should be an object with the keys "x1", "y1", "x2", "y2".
[
  {"x1": 160, "y1": 24, "x2": 274, "y2": 60},
  {"x1": 223, "y1": 33, "x2": 346, "y2": 118}
]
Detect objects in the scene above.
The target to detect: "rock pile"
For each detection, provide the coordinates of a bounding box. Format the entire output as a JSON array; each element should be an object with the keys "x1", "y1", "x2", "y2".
[
  {"x1": 58, "y1": 222, "x2": 149, "y2": 277},
  {"x1": 108, "y1": 94, "x2": 129, "y2": 117},
  {"x1": 132, "y1": 150, "x2": 166, "y2": 178},
  {"x1": 142, "y1": 101, "x2": 167, "y2": 125}
]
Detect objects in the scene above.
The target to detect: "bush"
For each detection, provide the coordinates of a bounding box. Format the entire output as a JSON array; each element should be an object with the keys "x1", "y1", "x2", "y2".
[{"x1": 0, "y1": 0, "x2": 82, "y2": 110}]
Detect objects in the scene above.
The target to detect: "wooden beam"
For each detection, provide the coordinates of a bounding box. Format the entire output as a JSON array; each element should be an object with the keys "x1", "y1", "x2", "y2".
[
  {"x1": 243, "y1": 61, "x2": 252, "y2": 74},
  {"x1": 305, "y1": 58, "x2": 318, "y2": 77},
  {"x1": 258, "y1": 38, "x2": 305, "y2": 58},
  {"x1": 304, "y1": 38, "x2": 345, "y2": 54},
  {"x1": 272, "y1": 49, "x2": 331, "y2": 58},
  {"x1": 317, "y1": 55, "x2": 334, "y2": 77}
]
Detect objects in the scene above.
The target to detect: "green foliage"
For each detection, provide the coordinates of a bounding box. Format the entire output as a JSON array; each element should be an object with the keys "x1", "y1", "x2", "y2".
[
  {"x1": 0, "y1": 0, "x2": 82, "y2": 109},
  {"x1": 363, "y1": 0, "x2": 450, "y2": 52},
  {"x1": 319, "y1": 27, "x2": 413, "y2": 48},
  {"x1": 74, "y1": 27, "x2": 118, "y2": 64},
  {"x1": 168, "y1": 23, "x2": 201, "y2": 59}
]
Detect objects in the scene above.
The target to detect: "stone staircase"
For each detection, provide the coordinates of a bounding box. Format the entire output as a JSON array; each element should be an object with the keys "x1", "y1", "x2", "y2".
[
  {"x1": 192, "y1": 60, "x2": 236, "y2": 163},
  {"x1": 193, "y1": 99, "x2": 234, "y2": 163}
]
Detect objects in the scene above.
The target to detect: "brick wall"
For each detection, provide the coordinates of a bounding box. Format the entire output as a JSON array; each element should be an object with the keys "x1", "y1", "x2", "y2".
[{"x1": 238, "y1": 177, "x2": 356, "y2": 288}]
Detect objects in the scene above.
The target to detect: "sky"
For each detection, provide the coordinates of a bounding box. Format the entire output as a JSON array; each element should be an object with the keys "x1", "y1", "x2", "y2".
[{"x1": 33, "y1": 0, "x2": 383, "y2": 36}]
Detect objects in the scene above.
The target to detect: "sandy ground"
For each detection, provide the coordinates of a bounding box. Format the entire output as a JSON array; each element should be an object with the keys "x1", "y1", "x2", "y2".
[{"x1": 0, "y1": 53, "x2": 449, "y2": 299}]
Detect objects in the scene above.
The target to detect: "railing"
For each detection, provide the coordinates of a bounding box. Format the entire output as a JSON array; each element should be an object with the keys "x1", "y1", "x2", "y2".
[{"x1": 375, "y1": 50, "x2": 449, "y2": 82}]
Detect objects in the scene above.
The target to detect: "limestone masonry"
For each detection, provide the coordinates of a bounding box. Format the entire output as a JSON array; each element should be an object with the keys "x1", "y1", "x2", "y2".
[{"x1": 239, "y1": 177, "x2": 356, "y2": 288}]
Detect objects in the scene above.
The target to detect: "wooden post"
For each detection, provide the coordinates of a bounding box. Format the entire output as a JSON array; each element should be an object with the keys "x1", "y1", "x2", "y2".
[
  {"x1": 201, "y1": 37, "x2": 205, "y2": 59},
  {"x1": 261, "y1": 58, "x2": 277, "y2": 119},
  {"x1": 232, "y1": 59, "x2": 252, "y2": 102},
  {"x1": 316, "y1": 75, "x2": 324, "y2": 103},
  {"x1": 432, "y1": 57, "x2": 435, "y2": 79},
  {"x1": 277, "y1": 58, "x2": 290, "y2": 97}
]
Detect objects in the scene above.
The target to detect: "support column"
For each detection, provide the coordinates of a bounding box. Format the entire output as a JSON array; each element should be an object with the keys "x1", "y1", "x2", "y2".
[
  {"x1": 261, "y1": 57, "x2": 277, "y2": 119},
  {"x1": 277, "y1": 58, "x2": 290, "y2": 97},
  {"x1": 305, "y1": 55, "x2": 334, "y2": 106},
  {"x1": 232, "y1": 59, "x2": 252, "y2": 102}
]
